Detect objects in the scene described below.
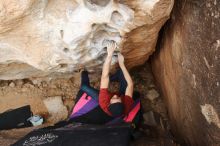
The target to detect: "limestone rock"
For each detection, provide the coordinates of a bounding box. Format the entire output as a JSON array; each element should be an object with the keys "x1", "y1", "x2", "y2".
[
  {"x1": 0, "y1": 81, "x2": 8, "y2": 87},
  {"x1": 9, "y1": 82, "x2": 15, "y2": 88},
  {"x1": 0, "y1": 0, "x2": 173, "y2": 80},
  {"x1": 143, "y1": 111, "x2": 160, "y2": 126},
  {"x1": 152, "y1": 0, "x2": 220, "y2": 145},
  {"x1": 63, "y1": 98, "x2": 75, "y2": 114},
  {"x1": 146, "y1": 89, "x2": 160, "y2": 101},
  {"x1": 23, "y1": 83, "x2": 34, "y2": 89},
  {"x1": 21, "y1": 87, "x2": 28, "y2": 92},
  {"x1": 32, "y1": 79, "x2": 42, "y2": 87},
  {"x1": 14, "y1": 80, "x2": 24, "y2": 87}
]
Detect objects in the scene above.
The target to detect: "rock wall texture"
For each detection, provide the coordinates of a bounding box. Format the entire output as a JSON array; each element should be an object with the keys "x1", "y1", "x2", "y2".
[
  {"x1": 0, "y1": 0, "x2": 173, "y2": 80},
  {"x1": 152, "y1": 0, "x2": 220, "y2": 145}
]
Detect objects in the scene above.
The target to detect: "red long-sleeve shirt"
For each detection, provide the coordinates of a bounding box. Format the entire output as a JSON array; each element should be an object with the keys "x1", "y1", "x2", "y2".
[{"x1": 99, "y1": 88, "x2": 134, "y2": 116}]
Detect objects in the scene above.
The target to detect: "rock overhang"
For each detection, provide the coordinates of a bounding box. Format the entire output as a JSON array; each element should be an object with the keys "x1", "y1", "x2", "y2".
[{"x1": 0, "y1": 0, "x2": 174, "y2": 80}]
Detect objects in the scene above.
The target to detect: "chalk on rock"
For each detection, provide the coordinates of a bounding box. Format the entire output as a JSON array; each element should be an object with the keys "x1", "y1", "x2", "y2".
[
  {"x1": 0, "y1": 0, "x2": 173, "y2": 80},
  {"x1": 43, "y1": 96, "x2": 68, "y2": 123}
]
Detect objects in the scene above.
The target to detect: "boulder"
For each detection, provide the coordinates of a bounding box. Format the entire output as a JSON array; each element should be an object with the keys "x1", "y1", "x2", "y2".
[
  {"x1": 151, "y1": 0, "x2": 220, "y2": 145},
  {"x1": 0, "y1": 0, "x2": 173, "y2": 80}
]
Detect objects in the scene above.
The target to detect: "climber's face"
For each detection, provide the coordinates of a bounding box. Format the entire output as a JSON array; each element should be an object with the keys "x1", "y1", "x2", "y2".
[{"x1": 110, "y1": 95, "x2": 122, "y2": 104}]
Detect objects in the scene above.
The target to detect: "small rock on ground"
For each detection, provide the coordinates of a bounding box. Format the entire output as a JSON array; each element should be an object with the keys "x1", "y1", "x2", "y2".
[
  {"x1": 9, "y1": 82, "x2": 15, "y2": 88},
  {"x1": 146, "y1": 89, "x2": 160, "y2": 101}
]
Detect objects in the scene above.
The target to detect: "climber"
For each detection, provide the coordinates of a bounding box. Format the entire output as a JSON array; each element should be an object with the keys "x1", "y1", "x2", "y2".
[
  {"x1": 99, "y1": 41, "x2": 135, "y2": 117},
  {"x1": 68, "y1": 40, "x2": 141, "y2": 125}
]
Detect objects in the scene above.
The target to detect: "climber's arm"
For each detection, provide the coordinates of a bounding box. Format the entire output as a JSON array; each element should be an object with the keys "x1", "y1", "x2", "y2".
[
  {"x1": 100, "y1": 42, "x2": 117, "y2": 88},
  {"x1": 118, "y1": 53, "x2": 133, "y2": 97}
]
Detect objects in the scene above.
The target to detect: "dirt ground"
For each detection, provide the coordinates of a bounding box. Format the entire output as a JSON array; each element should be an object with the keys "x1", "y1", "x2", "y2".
[{"x1": 0, "y1": 62, "x2": 179, "y2": 146}]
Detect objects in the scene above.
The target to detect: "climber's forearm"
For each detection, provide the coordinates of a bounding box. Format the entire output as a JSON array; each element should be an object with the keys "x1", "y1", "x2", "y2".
[
  {"x1": 119, "y1": 63, "x2": 133, "y2": 97},
  {"x1": 120, "y1": 63, "x2": 133, "y2": 87},
  {"x1": 100, "y1": 55, "x2": 112, "y2": 88},
  {"x1": 102, "y1": 55, "x2": 112, "y2": 78}
]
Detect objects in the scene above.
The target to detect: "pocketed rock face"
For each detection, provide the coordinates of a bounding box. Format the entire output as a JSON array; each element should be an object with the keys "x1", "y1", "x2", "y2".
[
  {"x1": 151, "y1": 0, "x2": 220, "y2": 145},
  {"x1": 0, "y1": 0, "x2": 173, "y2": 80}
]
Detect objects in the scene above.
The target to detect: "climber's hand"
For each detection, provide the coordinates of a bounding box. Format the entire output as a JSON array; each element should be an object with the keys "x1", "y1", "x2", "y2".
[
  {"x1": 107, "y1": 41, "x2": 117, "y2": 56},
  {"x1": 118, "y1": 53, "x2": 124, "y2": 66}
]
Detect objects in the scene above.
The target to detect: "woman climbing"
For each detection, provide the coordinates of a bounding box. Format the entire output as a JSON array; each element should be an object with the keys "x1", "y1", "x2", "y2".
[
  {"x1": 70, "y1": 40, "x2": 140, "y2": 125},
  {"x1": 99, "y1": 41, "x2": 135, "y2": 117}
]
